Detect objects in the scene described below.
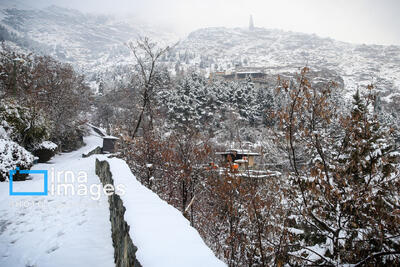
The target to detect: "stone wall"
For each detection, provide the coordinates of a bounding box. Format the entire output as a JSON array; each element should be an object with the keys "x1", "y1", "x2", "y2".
[
  {"x1": 95, "y1": 159, "x2": 142, "y2": 267},
  {"x1": 82, "y1": 146, "x2": 102, "y2": 158}
]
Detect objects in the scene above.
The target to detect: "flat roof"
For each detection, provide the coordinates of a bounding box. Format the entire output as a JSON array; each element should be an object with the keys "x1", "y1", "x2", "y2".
[
  {"x1": 236, "y1": 72, "x2": 265, "y2": 74},
  {"x1": 234, "y1": 159, "x2": 249, "y2": 163},
  {"x1": 216, "y1": 149, "x2": 260, "y2": 156},
  {"x1": 103, "y1": 135, "x2": 119, "y2": 140}
]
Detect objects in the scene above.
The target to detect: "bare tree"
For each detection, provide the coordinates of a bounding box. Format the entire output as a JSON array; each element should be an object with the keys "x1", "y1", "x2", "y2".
[{"x1": 128, "y1": 37, "x2": 170, "y2": 138}]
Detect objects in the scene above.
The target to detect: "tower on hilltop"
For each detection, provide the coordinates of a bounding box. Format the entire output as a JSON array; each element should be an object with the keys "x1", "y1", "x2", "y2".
[{"x1": 249, "y1": 15, "x2": 254, "y2": 31}]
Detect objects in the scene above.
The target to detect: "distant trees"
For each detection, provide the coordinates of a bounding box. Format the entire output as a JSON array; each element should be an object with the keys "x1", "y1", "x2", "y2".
[
  {"x1": 164, "y1": 72, "x2": 216, "y2": 131},
  {"x1": 162, "y1": 73, "x2": 270, "y2": 135}
]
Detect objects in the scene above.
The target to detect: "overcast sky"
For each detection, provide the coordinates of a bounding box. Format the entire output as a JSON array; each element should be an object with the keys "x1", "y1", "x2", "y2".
[{"x1": 25, "y1": 0, "x2": 400, "y2": 45}]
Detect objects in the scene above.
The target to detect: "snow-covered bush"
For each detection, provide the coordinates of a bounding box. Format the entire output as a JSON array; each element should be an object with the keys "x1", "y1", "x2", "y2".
[
  {"x1": 33, "y1": 140, "x2": 58, "y2": 163},
  {"x1": 275, "y1": 72, "x2": 400, "y2": 266},
  {"x1": 1, "y1": 48, "x2": 92, "y2": 152},
  {"x1": 0, "y1": 139, "x2": 34, "y2": 181},
  {"x1": 34, "y1": 140, "x2": 58, "y2": 150},
  {"x1": 0, "y1": 100, "x2": 49, "y2": 150},
  {"x1": 57, "y1": 126, "x2": 86, "y2": 152}
]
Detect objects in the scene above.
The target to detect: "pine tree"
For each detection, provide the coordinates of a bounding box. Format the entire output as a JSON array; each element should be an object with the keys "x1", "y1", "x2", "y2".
[
  {"x1": 276, "y1": 70, "x2": 400, "y2": 265},
  {"x1": 333, "y1": 87, "x2": 400, "y2": 265}
]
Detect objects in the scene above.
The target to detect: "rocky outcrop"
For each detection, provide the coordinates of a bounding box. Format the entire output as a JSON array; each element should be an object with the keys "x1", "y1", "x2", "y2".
[{"x1": 95, "y1": 159, "x2": 141, "y2": 267}]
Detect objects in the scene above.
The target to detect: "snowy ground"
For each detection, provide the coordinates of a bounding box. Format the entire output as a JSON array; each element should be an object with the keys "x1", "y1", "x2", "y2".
[
  {"x1": 0, "y1": 133, "x2": 226, "y2": 267},
  {"x1": 0, "y1": 135, "x2": 114, "y2": 267}
]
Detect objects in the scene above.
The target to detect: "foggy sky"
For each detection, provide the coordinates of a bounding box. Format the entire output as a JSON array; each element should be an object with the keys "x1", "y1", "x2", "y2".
[{"x1": 20, "y1": 0, "x2": 400, "y2": 45}]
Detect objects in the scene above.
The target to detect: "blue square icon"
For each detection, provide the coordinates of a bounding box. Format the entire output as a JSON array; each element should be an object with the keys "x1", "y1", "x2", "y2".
[{"x1": 9, "y1": 168, "x2": 48, "y2": 196}]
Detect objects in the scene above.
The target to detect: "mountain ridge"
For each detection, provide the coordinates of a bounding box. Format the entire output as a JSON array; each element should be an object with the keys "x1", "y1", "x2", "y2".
[{"x1": 0, "y1": 5, "x2": 399, "y2": 105}]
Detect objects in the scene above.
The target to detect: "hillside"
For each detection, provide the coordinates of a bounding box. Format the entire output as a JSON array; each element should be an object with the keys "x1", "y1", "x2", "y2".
[
  {"x1": 0, "y1": 5, "x2": 176, "y2": 86},
  {"x1": 170, "y1": 27, "x2": 400, "y2": 101},
  {"x1": 1, "y1": 5, "x2": 399, "y2": 103}
]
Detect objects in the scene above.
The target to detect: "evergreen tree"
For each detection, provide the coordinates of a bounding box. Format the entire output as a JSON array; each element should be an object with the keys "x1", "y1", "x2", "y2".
[{"x1": 276, "y1": 74, "x2": 400, "y2": 265}]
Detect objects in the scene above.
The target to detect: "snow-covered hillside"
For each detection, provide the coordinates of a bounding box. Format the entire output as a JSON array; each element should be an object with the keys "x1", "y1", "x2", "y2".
[
  {"x1": 1, "y1": 4, "x2": 399, "y2": 102},
  {"x1": 171, "y1": 27, "x2": 400, "y2": 102},
  {"x1": 0, "y1": 4, "x2": 177, "y2": 87},
  {"x1": 0, "y1": 5, "x2": 399, "y2": 101}
]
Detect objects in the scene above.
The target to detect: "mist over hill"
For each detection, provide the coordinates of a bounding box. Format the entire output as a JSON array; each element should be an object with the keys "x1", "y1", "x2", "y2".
[{"x1": 0, "y1": 5, "x2": 399, "y2": 104}]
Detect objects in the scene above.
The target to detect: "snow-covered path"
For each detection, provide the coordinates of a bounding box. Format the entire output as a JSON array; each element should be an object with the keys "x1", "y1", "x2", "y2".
[{"x1": 0, "y1": 135, "x2": 114, "y2": 267}]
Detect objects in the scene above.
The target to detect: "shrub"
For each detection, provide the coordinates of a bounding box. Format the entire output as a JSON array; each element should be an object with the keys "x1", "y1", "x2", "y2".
[
  {"x1": 57, "y1": 127, "x2": 85, "y2": 152},
  {"x1": 33, "y1": 140, "x2": 57, "y2": 163},
  {"x1": 0, "y1": 139, "x2": 34, "y2": 181},
  {"x1": 0, "y1": 99, "x2": 49, "y2": 150}
]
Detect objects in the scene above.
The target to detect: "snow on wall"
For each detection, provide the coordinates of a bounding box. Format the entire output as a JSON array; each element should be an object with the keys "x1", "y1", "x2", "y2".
[
  {"x1": 95, "y1": 158, "x2": 141, "y2": 267},
  {"x1": 95, "y1": 155, "x2": 226, "y2": 267}
]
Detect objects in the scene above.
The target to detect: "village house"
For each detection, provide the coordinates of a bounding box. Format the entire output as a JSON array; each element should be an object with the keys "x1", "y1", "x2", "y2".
[
  {"x1": 216, "y1": 149, "x2": 260, "y2": 171},
  {"x1": 209, "y1": 67, "x2": 268, "y2": 88}
]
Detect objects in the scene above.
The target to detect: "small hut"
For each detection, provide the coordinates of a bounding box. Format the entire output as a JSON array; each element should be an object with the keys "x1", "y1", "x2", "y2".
[
  {"x1": 216, "y1": 149, "x2": 260, "y2": 171},
  {"x1": 102, "y1": 136, "x2": 119, "y2": 153}
]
